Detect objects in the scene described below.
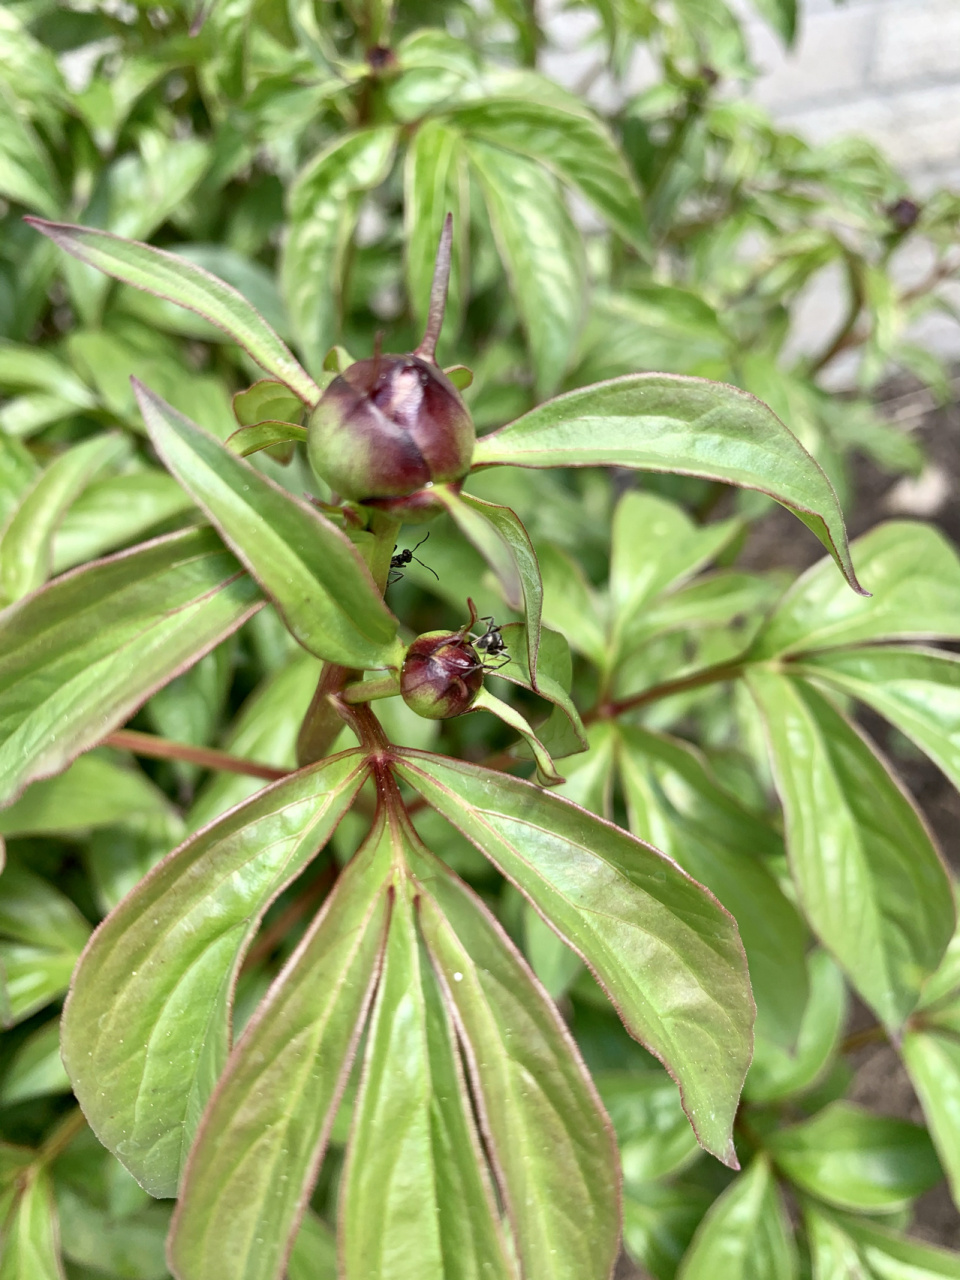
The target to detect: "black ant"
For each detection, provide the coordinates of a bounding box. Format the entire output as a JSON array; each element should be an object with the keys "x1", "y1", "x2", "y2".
[
  {"x1": 470, "y1": 614, "x2": 510, "y2": 670},
  {"x1": 388, "y1": 533, "x2": 438, "y2": 585}
]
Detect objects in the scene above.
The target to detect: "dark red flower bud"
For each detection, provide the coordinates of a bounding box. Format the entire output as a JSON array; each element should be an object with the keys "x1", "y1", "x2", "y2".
[
  {"x1": 307, "y1": 354, "x2": 474, "y2": 501},
  {"x1": 887, "y1": 197, "x2": 921, "y2": 231},
  {"x1": 400, "y1": 630, "x2": 483, "y2": 720},
  {"x1": 306, "y1": 215, "x2": 475, "y2": 502}
]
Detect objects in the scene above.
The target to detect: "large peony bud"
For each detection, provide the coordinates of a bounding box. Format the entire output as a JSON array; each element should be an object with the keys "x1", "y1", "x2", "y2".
[
  {"x1": 400, "y1": 629, "x2": 483, "y2": 720},
  {"x1": 307, "y1": 353, "x2": 473, "y2": 500},
  {"x1": 306, "y1": 215, "x2": 475, "y2": 502}
]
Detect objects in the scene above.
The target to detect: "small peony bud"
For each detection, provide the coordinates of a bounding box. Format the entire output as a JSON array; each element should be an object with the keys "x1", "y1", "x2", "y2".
[
  {"x1": 887, "y1": 197, "x2": 921, "y2": 231},
  {"x1": 306, "y1": 215, "x2": 475, "y2": 502},
  {"x1": 401, "y1": 630, "x2": 483, "y2": 720}
]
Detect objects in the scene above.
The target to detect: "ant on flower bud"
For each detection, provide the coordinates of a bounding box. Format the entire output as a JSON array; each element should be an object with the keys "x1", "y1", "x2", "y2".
[{"x1": 470, "y1": 614, "x2": 510, "y2": 669}]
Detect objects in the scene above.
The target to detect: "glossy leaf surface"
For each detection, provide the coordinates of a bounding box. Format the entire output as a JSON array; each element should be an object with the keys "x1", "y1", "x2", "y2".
[
  {"x1": 0, "y1": 1165, "x2": 64, "y2": 1280},
  {"x1": 801, "y1": 646, "x2": 960, "y2": 793},
  {"x1": 903, "y1": 1030, "x2": 960, "y2": 1212},
  {"x1": 769, "y1": 1102, "x2": 942, "y2": 1211},
  {"x1": 134, "y1": 383, "x2": 399, "y2": 669},
  {"x1": 678, "y1": 1156, "x2": 796, "y2": 1280},
  {"x1": 597, "y1": 1071, "x2": 700, "y2": 1187},
  {"x1": 808, "y1": 1206, "x2": 960, "y2": 1279},
  {"x1": 27, "y1": 220, "x2": 319, "y2": 404},
  {"x1": 752, "y1": 521, "x2": 960, "y2": 658},
  {"x1": 472, "y1": 374, "x2": 863, "y2": 594},
  {"x1": 341, "y1": 869, "x2": 514, "y2": 1280},
  {"x1": 492, "y1": 623, "x2": 587, "y2": 760},
  {"x1": 414, "y1": 845, "x2": 619, "y2": 1280},
  {"x1": 61, "y1": 751, "x2": 369, "y2": 1198},
  {"x1": 0, "y1": 527, "x2": 261, "y2": 807},
  {"x1": 395, "y1": 750, "x2": 753, "y2": 1166},
  {"x1": 168, "y1": 813, "x2": 393, "y2": 1279},
  {"x1": 749, "y1": 670, "x2": 954, "y2": 1031}
]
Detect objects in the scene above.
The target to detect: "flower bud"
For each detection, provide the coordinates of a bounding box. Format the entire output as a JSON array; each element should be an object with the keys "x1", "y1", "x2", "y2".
[
  {"x1": 307, "y1": 354, "x2": 474, "y2": 501},
  {"x1": 400, "y1": 630, "x2": 483, "y2": 720},
  {"x1": 306, "y1": 214, "x2": 475, "y2": 503}
]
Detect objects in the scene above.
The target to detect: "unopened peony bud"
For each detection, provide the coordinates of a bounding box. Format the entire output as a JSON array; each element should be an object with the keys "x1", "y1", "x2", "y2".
[
  {"x1": 400, "y1": 630, "x2": 483, "y2": 720},
  {"x1": 307, "y1": 215, "x2": 475, "y2": 502}
]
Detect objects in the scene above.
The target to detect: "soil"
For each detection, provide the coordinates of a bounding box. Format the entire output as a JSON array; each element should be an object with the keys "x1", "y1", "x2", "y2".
[{"x1": 619, "y1": 383, "x2": 960, "y2": 1274}]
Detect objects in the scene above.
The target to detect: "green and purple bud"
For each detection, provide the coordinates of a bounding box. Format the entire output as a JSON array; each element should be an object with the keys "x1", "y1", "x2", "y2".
[
  {"x1": 400, "y1": 629, "x2": 483, "y2": 720},
  {"x1": 307, "y1": 216, "x2": 475, "y2": 503}
]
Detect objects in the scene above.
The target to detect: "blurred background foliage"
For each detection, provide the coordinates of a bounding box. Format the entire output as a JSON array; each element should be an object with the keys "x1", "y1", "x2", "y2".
[{"x1": 2, "y1": 1, "x2": 960, "y2": 1277}]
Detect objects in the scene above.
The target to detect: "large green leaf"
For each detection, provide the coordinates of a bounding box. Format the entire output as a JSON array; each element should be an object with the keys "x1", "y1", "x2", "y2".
[
  {"x1": 0, "y1": 527, "x2": 261, "y2": 808},
  {"x1": 0, "y1": 752, "x2": 176, "y2": 837},
  {"x1": 467, "y1": 139, "x2": 586, "y2": 398},
  {"x1": 60, "y1": 750, "x2": 369, "y2": 1198},
  {"x1": 623, "y1": 1182, "x2": 713, "y2": 1280},
  {"x1": 413, "y1": 843, "x2": 619, "y2": 1280},
  {"x1": 0, "y1": 88, "x2": 61, "y2": 219},
  {"x1": 134, "y1": 383, "x2": 400, "y2": 670},
  {"x1": 800, "y1": 646, "x2": 960, "y2": 793},
  {"x1": 394, "y1": 750, "x2": 753, "y2": 1166},
  {"x1": 436, "y1": 488, "x2": 542, "y2": 679},
  {"x1": 678, "y1": 1156, "x2": 796, "y2": 1280},
  {"x1": 903, "y1": 1029, "x2": 960, "y2": 1213},
  {"x1": 282, "y1": 128, "x2": 398, "y2": 377},
  {"x1": 769, "y1": 1102, "x2": 942, "y2": 1212},
  {"x1": 748, "y1": 670, "x2": 954, "y2": 1031},
  {"x1": 0, "y1": 433, "x2": 124, "y2": 603},
  {"x1": 447, "y1": 91, "x2": 648, "y2": 250},
  {"x1": 616, "y1": 724, "x2": 808, "y2": 1049},
  {"x1": 493, "y1": 623, "x2": 587, "y2": 760},
  {"x1": 0, "y1": 865, "x2": 91, "y2": 1026},
  {"x1": 52, "y1": 471, "x2": 196, "y2": 574},
  {"x1": 472, "y1": 374, "x2": 864, "y2": 594},
  {"x1": 597, "y1": 1070, "x2": 700, "y2": 1187},
  {"x1": 26, "y1": 219, "x2": 319, "y2": 404},
  {"x1": 341, "y1": 868, "x2": 514, "y2": 1280},
  {"x1": 752, "y1": 522, "x2": 960, "y2": 658},
  {"x1": 167, "y1": 812, "x2": 393, "y2": 1279}
]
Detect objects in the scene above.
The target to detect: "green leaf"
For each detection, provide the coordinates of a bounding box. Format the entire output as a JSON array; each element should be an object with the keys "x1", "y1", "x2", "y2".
[
  {"x1": 0, "y1": 864, "x2": 91, "y2": 951},
  {"x1": 800, "y1": 647, "x2": 960, "y2": 794},
  {"x1": 744, "y1": 950, "x2": 848, "y2": 1105},
  {"x1": 436, "y1": 488, "x2": 542, "y2": 679},
  {"x1": 769, "y1": 1102, "x2": 942, "y2": 1211},
  {"x1": 52, "y1": 471, "x2": 196, "y2": 575},
  {"x1": 0, "y1": 1018, "x2": 70, "y2": 1105},
  {"x1": 752, "y1": 522, "x2": 960, "y2": 659},
  {"x1": 134, "y1": 382, "x2": 400, "y2": 670},
  {"x1": 0, "y1": 752, "x2": 176, "y2": 837},
  {"x1": 678, "y1": 1156, "x2": 796, "y2": 1280},
  {"x1": 472, "y1": 374, "x2": 864, "y2": 595},
  {"x1": 167, "y1": 812, "x2": 393, "y2": 1277},
  {"x1": 448, "y1": 91, "x2": 648, "y2": 251},
  {"x1": 903, "y1": 1029, "x2": 960, "y2": 1213},
  {"x1": 623, "y1": 1182, "x2": 713, "y2": 1280},
  {"x1": 282, "y1": 128, "x2": 398, "y2": 378},
  {"x1": 538, "y1": 542, "x2": 608, "y2": 669},
  {"x1": 341, "y1": 871, "x2": 514, "y2": 1280},
  {"x1": 0, "y1": 1166, "x2": 64, "y2": 1280},
  {"x1": 0, "y1": 526, "x2": 261, "y2": 808},
  {"x1": 55, "y1": 1183, "x2": 171, "y2": 1280},
  {"x1": 467, "y1": 139, "x2": 586, "y2": 398},
  {"x1": 0, "y1": 433, "x2": 124, "y2": 603},
  {"x1": 414, "y1": 844, "x2": 619, "y2": 1280},
  {"x1": 226, "y1": 421, "x2": 308, "y2": 460},
  {"x1": 616, "y1": 724, "x2": 808, "y2": 1050},
  {"x1": 470, "y1": 686, "x2": 562, "y2": 786},
  {"x1": 492, "y1": 624, "x2": 588, "y2": 760},
  {"x1": 0, "y1": 88, "x2": 61, "y2": 219},
  {"x1": 609, "y1": 492, "x2": 740, "y2": 658},
  {"x1": 287, "y1": 1214, "x2": 337, "y2": 1280},
  {"x1": 60, "y1": 750, "x2": 369, "y2": 1198},
  {"x1": 597, "y1": 1070, "x2": 700, "y2": 1186},
  {"x1": 404, "y1": 119, "x2": 469, "y2": 342},
  {"x1": 25, "y1": 220, "x2": 320, "y2": 404},
  {"x1": 748, "y1": 670, "x2": 954, "y2": 1031},
  {"x1": 395, "y1": 749, "x2": 754, "y2": 1167},
  {"x1": 188, "y1": 652, "x2": 322, "y2": 831},
  {"x1": 751, "y1": 0, "x2": 797, "y2": 45},
  {"x1": 807, "y1": 1205, "x2": 960, "y2": 1279},
  {"x1": 232, "y1": 380, "x2": 304, "y2": 428}
]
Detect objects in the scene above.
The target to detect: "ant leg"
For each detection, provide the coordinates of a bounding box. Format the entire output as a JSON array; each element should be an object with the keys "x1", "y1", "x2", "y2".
[{"x1": 387, "y1": 569, "x2": 403, "y2": 586}]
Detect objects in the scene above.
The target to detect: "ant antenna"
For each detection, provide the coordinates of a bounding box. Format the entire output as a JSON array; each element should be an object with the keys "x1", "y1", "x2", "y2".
[
  {"x1": 410, "y1": 533, "x2": 439, "y2": 581},
  {"x1": 414, "y1": 213, "x2": 453, "y2": 364}
]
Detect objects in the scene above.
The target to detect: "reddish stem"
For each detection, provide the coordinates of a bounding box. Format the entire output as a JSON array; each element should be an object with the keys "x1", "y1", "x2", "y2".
[{"x1": 104, "y1": 729, "x2": 291, "y2": 782}]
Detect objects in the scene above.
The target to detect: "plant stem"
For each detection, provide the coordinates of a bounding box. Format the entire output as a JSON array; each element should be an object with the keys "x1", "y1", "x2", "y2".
[
  {"x1": 104, "y1": 729, "x2": 290, "y2": 781},
  {"x1": 39, "y1": 1107, "x2": 87, "y2": 1164},
  {"x1": 841, "y1": 1023, "x2": 887, "y2": 1054},
  {"x1": 341, "y1": 673, "x2": 402, "y2": 704},
  {"x1": 809, "y1": 253, "x2": 864, "y2": 376},
  {"x1": 587, "y1": 657, "x2": 745, "y2": 723}
]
